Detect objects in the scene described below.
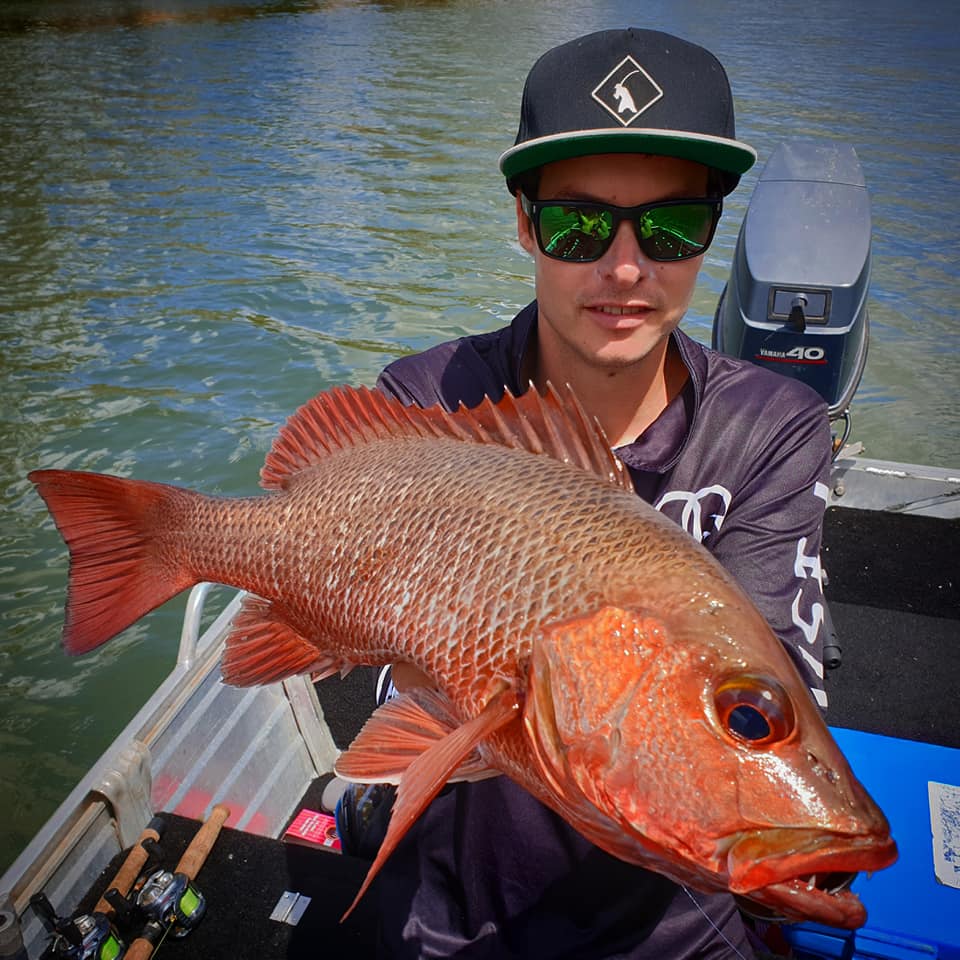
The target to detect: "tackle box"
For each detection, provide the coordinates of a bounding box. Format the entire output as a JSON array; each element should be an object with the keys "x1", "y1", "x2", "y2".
[{"x1": 783, "y1": 727, "x2": 960, "y2": 959}]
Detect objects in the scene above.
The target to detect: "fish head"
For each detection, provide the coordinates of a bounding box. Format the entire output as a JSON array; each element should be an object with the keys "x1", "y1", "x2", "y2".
[{"x1": 523, "y1": 603, "x2": 897, "y2": 929}]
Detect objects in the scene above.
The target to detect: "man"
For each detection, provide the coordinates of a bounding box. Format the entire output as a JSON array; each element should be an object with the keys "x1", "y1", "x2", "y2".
[{"x1": 360, "y1": 27, "x2": 831, "y2": 958}]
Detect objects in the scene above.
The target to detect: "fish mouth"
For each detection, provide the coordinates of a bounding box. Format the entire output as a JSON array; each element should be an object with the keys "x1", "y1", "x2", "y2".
[
  {"x1": 726, "y1": 829, "x2": 898, "y2": 929},
  {"x1": 735, "y1": 871, "x2": 862, "y2": 928}
]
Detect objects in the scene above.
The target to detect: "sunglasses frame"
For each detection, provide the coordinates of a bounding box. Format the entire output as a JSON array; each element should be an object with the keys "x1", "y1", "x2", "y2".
[{"x1": 520, "y1": 194, "x2": 723, "y2": 264}]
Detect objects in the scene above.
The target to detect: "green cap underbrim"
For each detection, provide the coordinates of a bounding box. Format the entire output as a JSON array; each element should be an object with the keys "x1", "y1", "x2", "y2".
[{"x1": 499, "y1": 128, "x2": 757, "y2": 188}]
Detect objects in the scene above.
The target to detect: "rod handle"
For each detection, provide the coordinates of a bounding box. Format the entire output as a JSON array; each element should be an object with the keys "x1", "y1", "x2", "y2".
[{"x1": 175, "y1": 804, "x2": 230, "y2": 881}]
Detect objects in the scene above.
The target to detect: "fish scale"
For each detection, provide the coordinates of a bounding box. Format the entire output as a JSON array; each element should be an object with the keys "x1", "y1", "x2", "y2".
[
  {"x1": 243, "y1": 435, "x2": 649, "y2": 702},
  {"x1": 29, "y1": 382, "x2": 897, "y2": 929}
]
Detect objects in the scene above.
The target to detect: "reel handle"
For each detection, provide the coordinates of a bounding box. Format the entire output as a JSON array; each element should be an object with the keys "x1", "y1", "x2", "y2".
[{"x1": 94, "y1": 817, "x2": 165, "y2": 918}]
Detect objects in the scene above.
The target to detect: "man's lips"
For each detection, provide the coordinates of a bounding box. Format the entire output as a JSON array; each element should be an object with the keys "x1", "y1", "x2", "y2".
[{"x1": 585, "y1": 303, "x2": 656, "y2": 331}]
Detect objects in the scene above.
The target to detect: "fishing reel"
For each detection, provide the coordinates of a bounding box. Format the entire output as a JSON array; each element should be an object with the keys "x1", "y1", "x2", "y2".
[
  {"x1": 28, "y1": 809, "x2": 221, "y2": 960},
  {"x1": 94, "y1": 867, "x2": 206, "y2": 957},
  {"x1": 134, "y1": 869, "x2": 206, "y2": 939},
  {"x1": 30, "y1": 893, "x2": 125, "y2": 960}
]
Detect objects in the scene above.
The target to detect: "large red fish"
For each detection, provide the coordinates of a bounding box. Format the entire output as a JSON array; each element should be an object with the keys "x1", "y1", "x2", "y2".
[{"x1": 29, "y1": 384, "x2": 895, "y2": 927}]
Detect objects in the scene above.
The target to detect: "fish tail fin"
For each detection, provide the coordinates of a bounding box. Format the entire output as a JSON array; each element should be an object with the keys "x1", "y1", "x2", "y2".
[{"x1": 29, "y1": 469, "x2": 198, "y2": 654}]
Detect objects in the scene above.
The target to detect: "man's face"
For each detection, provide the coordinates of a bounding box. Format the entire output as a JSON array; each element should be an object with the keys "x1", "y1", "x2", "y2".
[{"x1": 516, "y1": 153, "x2": 711, "y2": 380}]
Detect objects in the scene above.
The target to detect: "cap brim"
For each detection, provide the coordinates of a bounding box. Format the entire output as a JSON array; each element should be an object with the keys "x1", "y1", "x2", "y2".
[{"x1": 499, "y1": 129, "x2": 757, "y2": 184}]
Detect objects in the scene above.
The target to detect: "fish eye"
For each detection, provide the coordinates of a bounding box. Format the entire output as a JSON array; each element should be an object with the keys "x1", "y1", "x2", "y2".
[{"x1": 714, "y1": 677, "x2": 795, "y2": 747}]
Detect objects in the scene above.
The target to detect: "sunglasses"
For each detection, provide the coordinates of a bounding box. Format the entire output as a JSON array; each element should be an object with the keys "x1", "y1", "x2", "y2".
[{"x1": 521, "y1": 195, "x2": 723, "y2": 263}]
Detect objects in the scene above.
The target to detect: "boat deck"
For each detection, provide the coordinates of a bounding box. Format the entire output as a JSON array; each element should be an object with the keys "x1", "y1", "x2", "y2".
[
  {"x1": 67, "y1": 505, "x2": 959, "y2": 958},
  {"x1": 75, "y1": 796, "x2": 382, "y2": 958},
  {"x1": 820, "y1": 505, "x2": 959, "y2": 746}
]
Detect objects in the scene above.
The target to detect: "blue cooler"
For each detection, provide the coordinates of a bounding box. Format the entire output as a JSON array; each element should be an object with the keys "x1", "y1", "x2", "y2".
[{"x1": 783, "y1": 727, "x2": 960, "y2": 959}]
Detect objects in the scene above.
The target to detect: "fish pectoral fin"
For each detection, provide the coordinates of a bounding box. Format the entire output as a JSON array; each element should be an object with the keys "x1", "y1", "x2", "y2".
[
  {"x1": 220, "y1": 595, "x2": 334, "y2": 687},
  {"x1": 340, "y1": 685, "x2": 520, "y2": 921},
  {"x1": 335, "y1": 686, "x2": 501, "y2": 784}
]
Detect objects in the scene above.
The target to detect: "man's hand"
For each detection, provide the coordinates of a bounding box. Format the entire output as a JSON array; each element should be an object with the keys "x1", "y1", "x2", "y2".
[{"x1": 391, "y1": 661, "x2": 437, "y2": 692}]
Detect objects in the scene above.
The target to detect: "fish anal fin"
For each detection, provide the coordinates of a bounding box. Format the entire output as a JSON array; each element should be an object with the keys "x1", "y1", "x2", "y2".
[
  {"x1": 335, "y1": 688, "x2": 500, "y2": 785},
  {"x1": 340, "y1": 686, "x2": 520, "y2": 921},
  {"x1": 220, "y1": 595, "x2": 333, "y2": 687},
  {"x1": 260, "y1": 383, "x2": 630, "y2": 492}
]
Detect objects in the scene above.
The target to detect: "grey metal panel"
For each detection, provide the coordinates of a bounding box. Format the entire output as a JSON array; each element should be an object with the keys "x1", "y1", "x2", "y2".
[
  {"x1": 830, "y1": 456, "x2": 960, "y2": 517},
  {"x1": 0, "y1": 586, "x2": 339, "y2": 957}
]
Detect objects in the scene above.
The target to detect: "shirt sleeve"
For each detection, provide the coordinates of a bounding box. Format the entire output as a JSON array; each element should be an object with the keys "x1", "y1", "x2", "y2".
[
  {"x1": 376, "y1": 321, "x2": 528, "y2": 412},
  {"x1": 705, "y1": 400, "x2": 833, "y2": 710}
]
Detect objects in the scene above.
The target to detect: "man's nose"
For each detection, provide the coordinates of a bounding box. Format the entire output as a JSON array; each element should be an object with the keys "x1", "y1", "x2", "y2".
[{"x1": 600, "y1": 220, "x2": 653, "y2": 284}]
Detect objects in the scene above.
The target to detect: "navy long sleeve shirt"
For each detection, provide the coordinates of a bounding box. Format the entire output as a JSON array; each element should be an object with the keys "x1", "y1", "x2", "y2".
[{"x1": 371, "y1": 301, "x2": 832, "y2": 959}]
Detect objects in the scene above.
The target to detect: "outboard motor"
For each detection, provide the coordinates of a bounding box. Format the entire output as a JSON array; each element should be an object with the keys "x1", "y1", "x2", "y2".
[{"x1": 713, "y1": 140, "x2": 870, "y2": 453}]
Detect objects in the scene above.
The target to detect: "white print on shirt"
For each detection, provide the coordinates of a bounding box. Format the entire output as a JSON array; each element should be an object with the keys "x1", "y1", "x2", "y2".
[
  {"x1": 653, "y1": 485, "x2": 732, "y2": 542},
  {"x1": 793, "y1": 481, "x2": 830, "y2": 708},
  {"x1": 655, "y1": 480, "x2": 829, "y2": 708}
]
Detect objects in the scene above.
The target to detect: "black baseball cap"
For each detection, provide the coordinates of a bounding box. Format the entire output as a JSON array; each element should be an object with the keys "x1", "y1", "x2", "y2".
[{"x1": 499, "y1": 28, "x2": 756, "y2": 196}]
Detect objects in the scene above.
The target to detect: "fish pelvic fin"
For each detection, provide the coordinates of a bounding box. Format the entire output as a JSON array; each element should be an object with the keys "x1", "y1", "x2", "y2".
[
  {"x1": 220, "y1": 595, "x2": 333, "y2": 686},
  {"x1": 339, "y1": 685, "x2": 520, "y2": 921},
  {"x1": 260, "y1": 383, "x2": 632, "y2": 493},
  {"x1": 28, "y1": 469, "x2": 198, "y2": 654}
]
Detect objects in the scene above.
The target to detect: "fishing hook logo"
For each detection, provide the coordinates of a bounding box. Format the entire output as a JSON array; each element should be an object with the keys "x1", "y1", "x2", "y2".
[{"x1": 592, "y1": 56, "x2": 663, "y2": 126}]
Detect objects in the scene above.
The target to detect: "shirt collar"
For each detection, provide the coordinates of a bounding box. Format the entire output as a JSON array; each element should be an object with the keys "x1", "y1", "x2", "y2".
[{"x1": 513, "y1": 302, "x2": 705, "y2": 473}]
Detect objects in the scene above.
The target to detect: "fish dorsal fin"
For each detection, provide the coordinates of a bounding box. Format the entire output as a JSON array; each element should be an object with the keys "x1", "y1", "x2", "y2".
[{"x1": 260, "y1": 382, "x2": 631, "y2": 492}]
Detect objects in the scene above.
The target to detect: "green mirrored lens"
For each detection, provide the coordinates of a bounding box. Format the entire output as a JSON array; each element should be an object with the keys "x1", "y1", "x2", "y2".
[
  {"x1": 527, "y1": 197, "x2": 718, "y2": 263},
  {"x1": 640, "y1": 204, "x2": 715, "y2": 259},
  {"x1": 539, "y1": 205, "x2": 614, "y2": 261}
]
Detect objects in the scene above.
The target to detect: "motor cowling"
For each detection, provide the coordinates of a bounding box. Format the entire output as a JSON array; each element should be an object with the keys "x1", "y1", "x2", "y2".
[{"x1": 713, "y1": 140, "x2": 870, "y2": 420}]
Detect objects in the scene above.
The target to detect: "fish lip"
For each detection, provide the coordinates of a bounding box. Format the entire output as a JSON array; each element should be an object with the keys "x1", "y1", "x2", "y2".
[
  {"x1": 736, "y1": 875, "x2": 866, "y2": 930},
  {"x1": 725, "y1": 829, "x2": 898, "y2": 928},
  {"x1": 727, "y1": 828, "x2": 898, "y2": 887}
]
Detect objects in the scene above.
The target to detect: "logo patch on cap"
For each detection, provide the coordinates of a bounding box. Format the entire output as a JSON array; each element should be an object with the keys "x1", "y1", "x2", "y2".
[{"x1": 591, "y1": 56, "x2": 663, "y2": 127}]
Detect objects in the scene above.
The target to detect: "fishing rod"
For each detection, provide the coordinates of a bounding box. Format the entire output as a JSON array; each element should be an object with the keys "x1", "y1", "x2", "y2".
[
  {"x1": 30, "y1": 818, "x2": 165, "y2": 960},
  {"x1": 122, "y1": 804, "x2": 229, "y2": 960}
]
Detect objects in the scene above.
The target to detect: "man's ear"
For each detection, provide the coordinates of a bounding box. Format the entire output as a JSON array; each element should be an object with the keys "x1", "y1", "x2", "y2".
[{"x1": 516, "y1": 193, "x2": 536, "y2": 255}]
